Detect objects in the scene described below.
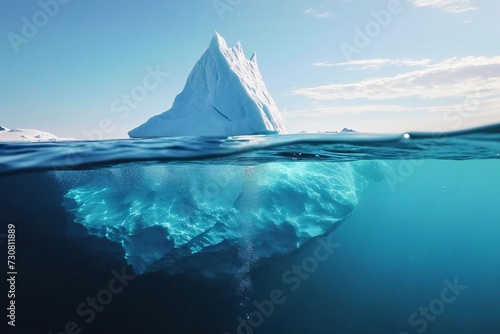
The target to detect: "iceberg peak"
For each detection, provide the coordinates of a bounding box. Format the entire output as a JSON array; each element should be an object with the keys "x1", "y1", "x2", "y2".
[
  {"x1": 250, "y1": 52, "x2": 257, "y2": 63},
  {"x1": 235, "y1": 41, "x2": 243, "y2": 53},
  {"x1": 210, "y1": 31, "x2": 228, "y2": 51},
  {"x1": 129, "y1": 33, "x2": 285, "y2": 138}
]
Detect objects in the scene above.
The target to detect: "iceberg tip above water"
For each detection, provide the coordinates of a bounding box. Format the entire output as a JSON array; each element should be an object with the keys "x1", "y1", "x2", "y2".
[{"x1": 128, "y1": 32, "x2": 286, "y2": 138}]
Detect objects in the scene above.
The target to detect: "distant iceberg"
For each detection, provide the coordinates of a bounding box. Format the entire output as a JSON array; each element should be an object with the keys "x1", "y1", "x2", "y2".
[
  {"x1": 129, "y1": 33, "x2": 285, "y2": 138},
  {"x1": 0, "y1": 126, "x2": 69, "y2": 142}
]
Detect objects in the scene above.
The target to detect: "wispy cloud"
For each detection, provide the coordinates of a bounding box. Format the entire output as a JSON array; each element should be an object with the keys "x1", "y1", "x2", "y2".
[
  {"x1": 283, "y1": 104, "x2": 412, "y2": 118},
  {"x1": 411, "y1": 0, "x2": 477, "y2": 13},
  {"x1": 284, "y1": 97, "x2": 500, "y2": 118},
  {"x1": 304, "y1": 8, "x2": 334, "y2": 18},
  {"x1": 313, "y1": 58, "x2": 433, "y2": 70},
  {"x1": 293, "y1": 56, "x2": 500, "y2": 100}
]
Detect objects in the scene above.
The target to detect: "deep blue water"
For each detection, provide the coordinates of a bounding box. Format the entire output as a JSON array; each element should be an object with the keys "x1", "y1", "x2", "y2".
[{"x1": 1, "y1": 125, "x2": 499, "y2": 334}]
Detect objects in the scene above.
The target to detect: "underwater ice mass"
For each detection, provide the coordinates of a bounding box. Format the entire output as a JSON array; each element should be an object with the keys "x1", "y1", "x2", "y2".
[
  {"x1": 62, "y1": 161, "x2": 387, "y2": 278},
  {"x1": 60, "y1": 33, "x2": 388, "y2": 279}
]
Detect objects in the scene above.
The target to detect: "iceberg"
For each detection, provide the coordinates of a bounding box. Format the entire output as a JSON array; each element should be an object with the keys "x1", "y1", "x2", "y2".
[
  {"x1": 129, "y1": 33, "x2": 285, "y2": 138},
  {"x1": 59, "y1": 34, "x2": 387, "y2": 280},
  {"x1": 0, "y1": 126, "x2": 68, "y2": 142},
  {"x1": 62, "y1": 161, "x2": 387, "y2": 279}
]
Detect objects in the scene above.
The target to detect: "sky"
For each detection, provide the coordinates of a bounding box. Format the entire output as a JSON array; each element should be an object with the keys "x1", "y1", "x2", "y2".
[{"x1": 1, "y1": 0, "x2": 499, "y2": 139}]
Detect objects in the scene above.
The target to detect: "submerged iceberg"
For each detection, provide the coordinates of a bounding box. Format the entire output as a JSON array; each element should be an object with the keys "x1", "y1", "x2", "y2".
[
  {"x1": 62, "y1": 161, "x2": 387, "y2": 279},
  {"x1": 61, "y1": 34, "x2": 387, "y2": 279},
  {"x1": 129, "y1": 33, "x2": 285, "y2": 138}
]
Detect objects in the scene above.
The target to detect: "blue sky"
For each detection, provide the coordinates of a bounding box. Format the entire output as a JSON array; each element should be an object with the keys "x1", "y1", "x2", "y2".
[{"x1": 1, "y1": 0, "x2": 499, "y2": 138}]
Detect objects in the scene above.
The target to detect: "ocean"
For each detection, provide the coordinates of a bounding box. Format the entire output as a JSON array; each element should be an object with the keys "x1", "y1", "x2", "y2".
[{"x1": 1, "y1": 124, "x2": 499, "y2": 334}]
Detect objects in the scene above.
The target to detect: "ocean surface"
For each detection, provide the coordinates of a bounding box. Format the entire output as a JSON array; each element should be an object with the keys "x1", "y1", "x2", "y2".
[{"x1": 1, "y1": 124, "x2": 500, "y2": 334}]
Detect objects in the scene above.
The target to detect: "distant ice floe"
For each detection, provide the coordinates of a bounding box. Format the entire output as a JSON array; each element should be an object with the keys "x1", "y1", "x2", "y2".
[{"x1": 0, "y1": 126, "x2": 72, "y2": 142}]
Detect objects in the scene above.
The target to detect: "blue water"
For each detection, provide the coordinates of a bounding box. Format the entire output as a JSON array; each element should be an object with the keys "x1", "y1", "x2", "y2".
[{"x1": 1, "y1": 124, "x2": 499, "y2": 334}]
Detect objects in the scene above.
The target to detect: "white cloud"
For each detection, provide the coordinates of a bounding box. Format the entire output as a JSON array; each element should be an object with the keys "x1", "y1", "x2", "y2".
[
  {"x1": 284, "y1": 97, "x2": 500, "y2": 135},
  {"x1": 284, "y1": 97, "x2": 500, "y2": 118},
  {"x1": 283, "y1": 104, "x2": 411, "y2": 118},
  {"x1": 293, "y1": 56, "x2": 500, "y2": 101},
  {"x1": 313, "y1": 58, "x2": 433, "y2": 70},
  {"x1": 304, "y1": 8, "x2": 334, "y2": 18},
  {"x1": 411, "y1": 0, "x2": 477, "y2": 13}
]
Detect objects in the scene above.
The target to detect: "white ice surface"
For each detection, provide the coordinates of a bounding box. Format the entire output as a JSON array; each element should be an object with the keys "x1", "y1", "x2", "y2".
[{"x1": 129, "y1": 33, "x2": 285, "y2": 138}]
